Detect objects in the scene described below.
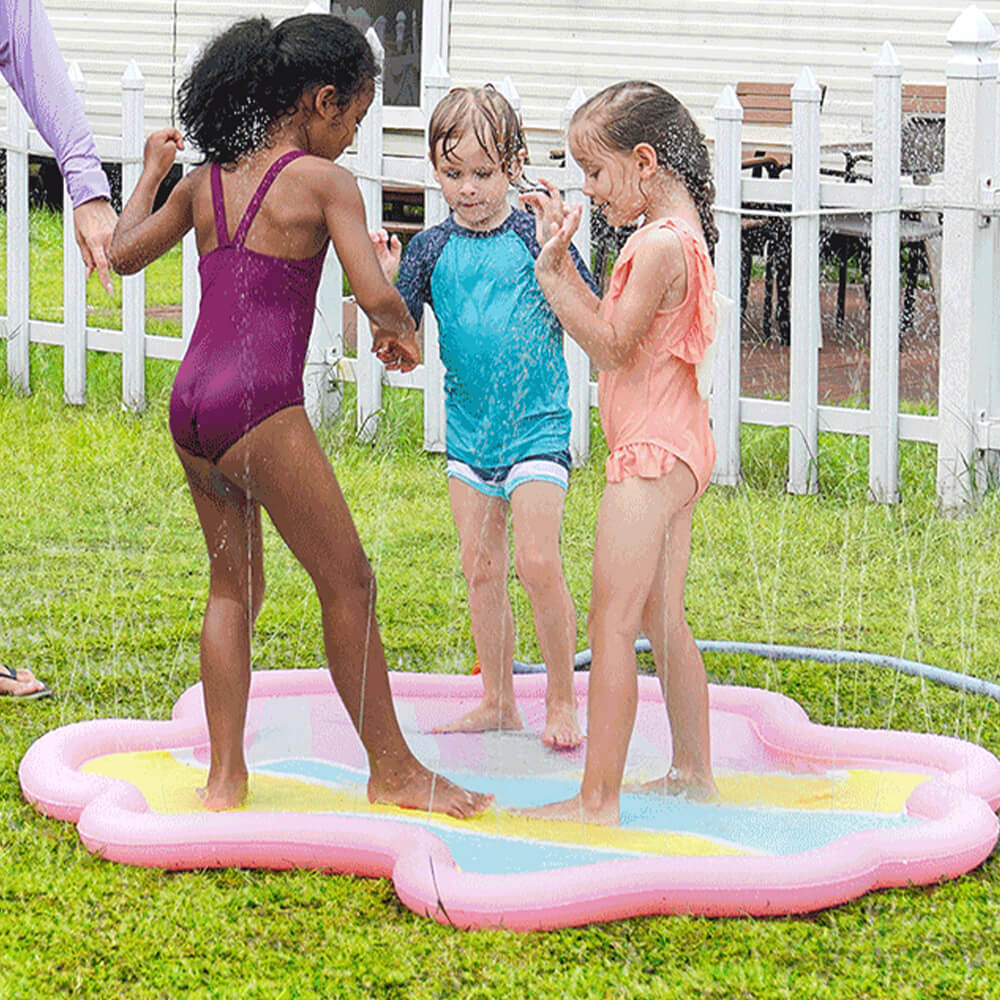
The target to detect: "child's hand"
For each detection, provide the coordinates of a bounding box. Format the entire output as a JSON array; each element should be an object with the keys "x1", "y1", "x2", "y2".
[
  {"x1": 519, "y1": 177, "x2": 566, "y2": 250},
  {"x1": 534, "y1": 203, "x2": 582, "y2": 277},
  {"x1": 370, "y1": 228, "x2": 402, "y2": 284},
  {"x1": 372, "y1": 327, "x2": 420, "y2": 373},
  {"x1": 143, "y1": 129, "x2": 184, "y2": 181}
]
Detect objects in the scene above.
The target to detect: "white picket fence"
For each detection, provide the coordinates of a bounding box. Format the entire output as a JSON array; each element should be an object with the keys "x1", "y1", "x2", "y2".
[
  {"x1": 712, "y1": 5, "x2": 1000, "y2": 514},
  {"x1": 3, "y1": 5, "x2": 1000, "y2": 513}
]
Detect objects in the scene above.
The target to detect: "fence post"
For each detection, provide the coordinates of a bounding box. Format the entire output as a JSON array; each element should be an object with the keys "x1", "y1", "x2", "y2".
[
  {"x1": 181, "y1": 158, "x2": 199, "y2": 351},
  {"x1": 353, "y1": 28, "x2": 385, "y2": 440},
  {"x1": 5, "y1": 90, "x2": 29, "y2": 392},
  {"x1": 422, "y1": 57, "x2": 450, "y2": 453},
  {"x1": 561, "y1": 86, "x2": 593, "y2": 466},
  {"x1": 120, "y1": 60, "x2": 146, "y2": 411},
  {"x1": 178, "y1": 49, "x2": 199, "y2": 351},
  {"x1": 787, "y1": 66, "x2": 822, "y2": 495},
  {"x1": 61, "y1": 63, "x2": 90, "y2": 405},
  {"x1": 304, "y1": 246, "x2": 345, "y2": 429},
  {"x1": 937, "y1": 6, "x2": 998, "y2": 513},
  {"x1": 868, "y1": 42, "x2": 903, "y2": 503},
  {"x1": 711, "y1": 85, "x2": 743, "y2": 487},
  {"x1": 297, "y1": 5, "x2": 346, "y2": 427}
]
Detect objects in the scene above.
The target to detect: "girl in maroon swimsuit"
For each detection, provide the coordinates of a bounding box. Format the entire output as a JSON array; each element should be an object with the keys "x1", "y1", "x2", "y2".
[{"x1": 110, "y1": 14, "x2": 491, "y2": 819}]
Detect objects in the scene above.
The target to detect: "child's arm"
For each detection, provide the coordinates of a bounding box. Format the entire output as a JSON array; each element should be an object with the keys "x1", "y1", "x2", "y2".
[
  {"x1": 534, "y1": 206, "x2": 685, "y2": 371},
  {"x1": 110, "y1": 129, "x2": 193, "y2": 275},
  {"x1": 370, "y1": 228, "x2": 402, "y2": 284},
  {"x1": 321, "y1": 167, "x2": 419, "y2": 371}
]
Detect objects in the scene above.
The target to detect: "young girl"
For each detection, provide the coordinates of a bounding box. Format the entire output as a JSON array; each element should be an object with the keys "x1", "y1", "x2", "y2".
[
  {"x1": 371, "y1": 86, "x2": 598, "y2": 749},
  {"x1": 109, "y1": 14, "x2": 491, "y2": 819},
  {"x1": 520, "y1": 81, "x2": 720, "y2": 823}
]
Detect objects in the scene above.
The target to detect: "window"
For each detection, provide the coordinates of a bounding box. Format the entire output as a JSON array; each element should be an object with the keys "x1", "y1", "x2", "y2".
[{"x1": 331, "y1": 1, "x2": 423, "y2": 107}]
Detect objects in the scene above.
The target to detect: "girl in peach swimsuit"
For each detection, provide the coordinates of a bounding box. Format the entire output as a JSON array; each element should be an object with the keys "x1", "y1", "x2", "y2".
[
  {"x1": 598, "y1": 214, "x2": 716, "y2": 497},
  {"x1": 519, "y1": 80, "x2": 720, "y2": 825}
]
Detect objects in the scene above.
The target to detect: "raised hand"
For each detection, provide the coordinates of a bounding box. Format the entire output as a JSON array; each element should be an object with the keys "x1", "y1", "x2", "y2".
[
  {"x1": 143, "y1": 128, "x2": 184, "y2": 182},
  {"x1": 534, "y1": 202, "x2": 583, "y2": 277},
  {"x1": 370, "y1": 228, "x2": 402, "y2": 284},
  {"x1": 518, "y1": 176, "x2": 567, "y2": 250}
]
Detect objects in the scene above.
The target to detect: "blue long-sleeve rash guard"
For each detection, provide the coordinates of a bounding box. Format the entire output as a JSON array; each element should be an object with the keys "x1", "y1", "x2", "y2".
[{"x1": 396, "y1": 208, "x2": 598, "y2": 468}]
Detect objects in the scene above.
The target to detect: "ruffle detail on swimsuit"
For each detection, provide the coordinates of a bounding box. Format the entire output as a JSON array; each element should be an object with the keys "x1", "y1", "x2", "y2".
[{"x1": 605, "y1": 441, "x2": 679, "y2": 483}]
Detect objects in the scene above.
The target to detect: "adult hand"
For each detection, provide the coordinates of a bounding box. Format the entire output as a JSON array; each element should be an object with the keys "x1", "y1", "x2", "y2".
[{"x1": 73, "y1": 197, "x2": 118, "y2": 296}]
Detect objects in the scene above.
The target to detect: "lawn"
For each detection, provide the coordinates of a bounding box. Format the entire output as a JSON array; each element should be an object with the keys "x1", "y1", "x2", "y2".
[{"x1": 1, "y1": 212, "x2": 999, "y2": 998}]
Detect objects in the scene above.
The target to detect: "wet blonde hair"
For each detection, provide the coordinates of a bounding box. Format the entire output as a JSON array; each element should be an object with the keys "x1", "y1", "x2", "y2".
[
  {"x1": 573, "y1": 80, "x2": 718, "y2": 253},
  {"x1": 428, "y1": 84, "x2": 527, "y2": 178}
]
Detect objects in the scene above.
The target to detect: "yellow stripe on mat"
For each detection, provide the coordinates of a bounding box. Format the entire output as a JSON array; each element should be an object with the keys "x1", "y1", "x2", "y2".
[
  {"x1": 82, "y1": 750, "x2": 744, "y2": 856},
  {"x1": 83, "y1": 750, "x2": 929, "y2": 858}
]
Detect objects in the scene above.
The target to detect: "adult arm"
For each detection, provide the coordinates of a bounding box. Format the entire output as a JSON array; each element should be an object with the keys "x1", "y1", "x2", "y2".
[
  {"x1": 0, "y1": 0, "x2": 116, "y2": 290},
  {"x1": 0, "y1": 0, "x2": 110, "y2": 206}
]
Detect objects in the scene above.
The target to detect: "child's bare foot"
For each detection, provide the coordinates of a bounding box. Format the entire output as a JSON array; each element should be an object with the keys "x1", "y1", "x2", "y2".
[
  {"x1": 368, "y1": 760, "x2": 493, "y2": 819},
  {"x1": 198, "y1": 771, "x2": 249, "y2": 811},
  {"x1": 541, "y1": 699, "x2": 583, "y2": 750},
  {"x1": 627, "y1": 767, "x2": 719, "y2": 803},
  {"x1": 432, "y1": 699, "x2": 523, "y2": 734},
  {"x1": 514, "y1": 793, "x2": 619, "y2": 826}
]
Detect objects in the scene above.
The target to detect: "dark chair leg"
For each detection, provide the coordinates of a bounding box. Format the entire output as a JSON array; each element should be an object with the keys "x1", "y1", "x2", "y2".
[
  {"x1": 836, "y1": 240, "x2": 848, "y2": 333},
  {"x1": 861, "y1": 243, "x2": 872, "y2": 308},
  {"x1": 774, "y1": 224, "x2": 791, "y2": 344},
  {"x1": 740, "y1": 240, "x2": 752, "y2": 314},
  {"x1": 763, "y1": 242, "x2": 774, "y2": 340},
  {"x1": 901, "y1": 242, "x2": 924, "y2": 334}
]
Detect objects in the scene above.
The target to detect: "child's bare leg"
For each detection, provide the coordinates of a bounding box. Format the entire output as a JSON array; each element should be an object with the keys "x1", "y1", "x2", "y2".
[
  {"x1": 434, "y1": 479, "x2": 521, "y2": 733},
  {"x1": 519, "y1": 476, "x2": 675, "y2": 824},
  {"x1": 633, "y1": 502, "x2": 718, "y2": 802},
  {"x1": 176, "y1": 446, "x2": 266, "y2": 810},
  {"x1": 218, "y1": 409, "x2": 491, "y2": 819},
  {"x1": 510, "y1": 481, "x2": 581, "y2": 749}
]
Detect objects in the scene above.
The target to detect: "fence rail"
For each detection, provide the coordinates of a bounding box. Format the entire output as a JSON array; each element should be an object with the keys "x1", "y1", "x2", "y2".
[{"x1": 2, "y1": 4, "x2": 1000, "y2": 513}]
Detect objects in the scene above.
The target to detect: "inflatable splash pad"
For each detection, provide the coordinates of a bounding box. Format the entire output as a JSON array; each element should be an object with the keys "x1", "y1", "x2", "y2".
[{"x1": 19, "y1": 670, "x2": 1000, "y2": 931}]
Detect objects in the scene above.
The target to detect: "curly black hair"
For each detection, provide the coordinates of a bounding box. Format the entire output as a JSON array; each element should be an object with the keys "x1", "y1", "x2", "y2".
[{"x1": 177, "y1": 14, "x2": 379, "y2": 164}]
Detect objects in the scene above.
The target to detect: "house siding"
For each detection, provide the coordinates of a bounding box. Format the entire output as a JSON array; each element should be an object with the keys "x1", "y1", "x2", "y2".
[
  {"x1": 8, "y1": 2, "x2": 302, "y2": 141},
  {"x1": 6, "y1": 2, "x2": 982, "y2": 157},
  {"x1": 447, "y1": 1, "x2": 973, "y2": 154}
]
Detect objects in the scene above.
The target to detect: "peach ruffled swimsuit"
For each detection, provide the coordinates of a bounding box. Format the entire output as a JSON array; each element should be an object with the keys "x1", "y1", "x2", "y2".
[{"x1": 597, "y1": 217, "x2": 717, "y2": 497}]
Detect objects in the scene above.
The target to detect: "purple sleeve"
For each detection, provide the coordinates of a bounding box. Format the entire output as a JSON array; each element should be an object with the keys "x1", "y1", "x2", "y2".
[{"x1": 0, "y1": 0, "x2": 110, "y2": 207}]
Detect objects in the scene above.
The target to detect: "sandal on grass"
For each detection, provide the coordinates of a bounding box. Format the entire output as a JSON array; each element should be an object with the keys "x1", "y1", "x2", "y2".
[{"x1": 0, "y1": 663, "x2": 53, "y2": 701}]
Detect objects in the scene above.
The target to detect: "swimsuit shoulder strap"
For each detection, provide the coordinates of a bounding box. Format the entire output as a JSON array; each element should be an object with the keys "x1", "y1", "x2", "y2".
[
  {"x1": 209, "y1": 163, "x2": 230, "y2": 247},
  {"x1": 232, "y1": 149, "x2": 309, "y2": 248}
]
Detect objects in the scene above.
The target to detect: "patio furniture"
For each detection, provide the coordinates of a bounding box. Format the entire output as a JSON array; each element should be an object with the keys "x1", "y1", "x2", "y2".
[
  {"x1": 737, "y1": 81, "x2": 827, "y2": 343},
  {"x1": 821, "y1": 85, "x2": 944, "y2": 333}
]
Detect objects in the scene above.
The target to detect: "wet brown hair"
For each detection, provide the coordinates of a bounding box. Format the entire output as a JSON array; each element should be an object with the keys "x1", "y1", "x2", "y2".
[
  {"x1": 428, "y1": 85, "x2": 527, "y2": 178},
  {"x1": 573, "y1": 80, "x2": 718, "y2": 253}
]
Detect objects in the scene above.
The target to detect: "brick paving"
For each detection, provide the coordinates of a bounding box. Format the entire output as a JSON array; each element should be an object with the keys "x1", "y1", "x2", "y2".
[
  {"x1": 144, "y1": 279, "x2": 941, "y2": 409},
  {"x1": 741, "y1": 279, "x2": 939, "y2": 406}
]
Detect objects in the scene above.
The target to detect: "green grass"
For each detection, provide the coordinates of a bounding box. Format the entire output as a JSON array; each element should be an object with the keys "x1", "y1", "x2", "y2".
[
  {"x1": 0, "y1": 207, "x2": 184, "y2": 339},
  {"x1": 1, "y1": 214, "x2": 999, "y2": 998}
]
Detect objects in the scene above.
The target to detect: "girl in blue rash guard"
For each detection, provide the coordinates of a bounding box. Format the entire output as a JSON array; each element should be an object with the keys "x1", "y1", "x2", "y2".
[{"x1": 373, "y1": 85, "x2": 598, "y2": 749}]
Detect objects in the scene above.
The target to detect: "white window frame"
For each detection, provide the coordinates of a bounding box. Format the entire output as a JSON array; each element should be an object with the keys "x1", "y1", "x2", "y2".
[{"x1": 381, "y1": 0, "x2": 448, "y2": 129}]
